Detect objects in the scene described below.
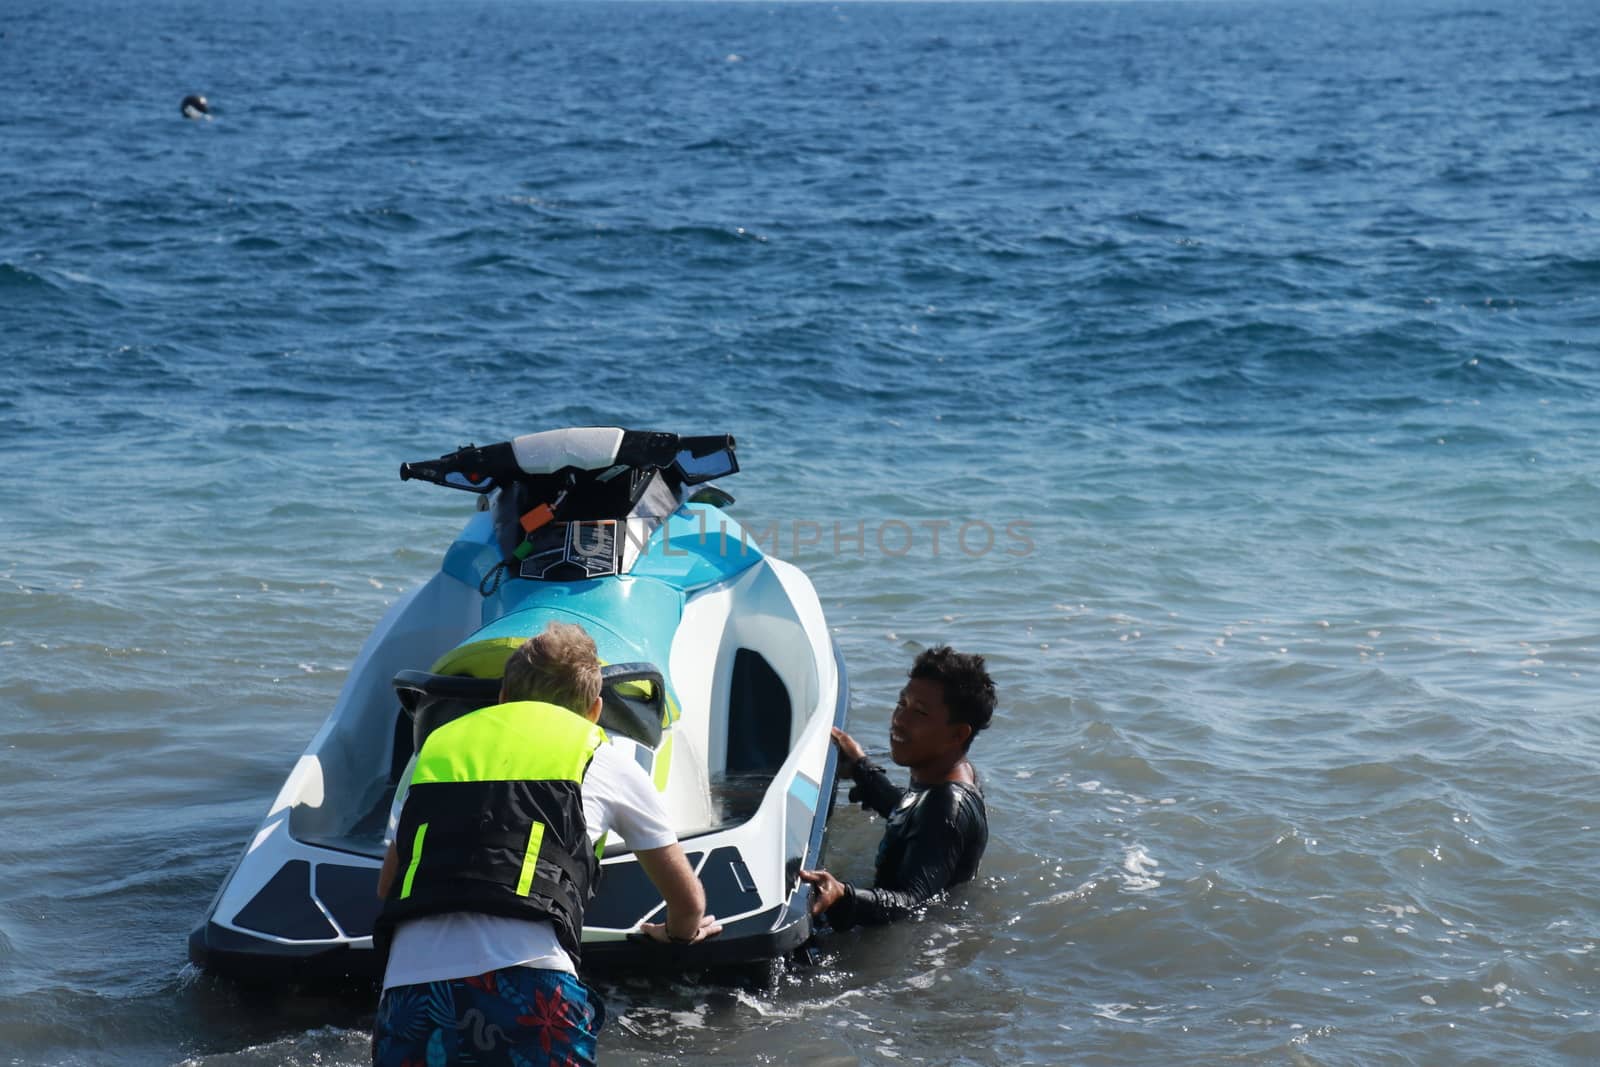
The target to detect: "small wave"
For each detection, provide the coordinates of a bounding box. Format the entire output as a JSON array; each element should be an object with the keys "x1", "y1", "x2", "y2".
[
  {"x1": 230, "y1": 235, "x2": 285, "y2": 253},
  {"x1": 1432, "y1": 353, "x2": 1575, "y2": 394},
  {"x1": 1092, "y1": 1001, "x2": 1140, "y2": 1022},
  {"x1": 1418, "y1": 8, "x2": 1505, "y2": 22},
  {"x1": 841, "y1": 211, "x2": 940, "y2": 233},
  {"x1": 1293, "y1": 153, "x2": 1362, "y2": 175},
  {"x1": 1323, "y1": 760, "x2": 1428, "y2": 790},
  {"x1": 173, "y1": 1026, "x2": 370, "y2": 1066},
  {"x1": 341, "y1": 205, "x2": 423, "y2": 232},
  {"x1": 1557, "y1": 1032, "x2": 1600, "y2": 1059},
  {"x1": 426, "y1": 224, "x2": 519, "y2": 252},
  {"x1": 682, "y1": 136, "x2": 744, "y2": 152},
  {"x1": 551, "y1": 135, "x2": 648, "y2": 153},
  {"x1": 659, "y1": 223, "x2": 766, "y2": 245},
  {"x1": 1029, "y1": 878, "x2": 1103, "y2": 908},
  {"x1": 452, "y1": 251, "x2": 561, "y2": 276},
  {"x1": 1119, "y1": 845, "x2": 1163, "y2": 892},
  {"x1": 1182, "y1": 147, "x2": 1274, "y2": 166},
  {"x1": 224, "y1": 383, "x2": 346, "y2": 405},
  {"x1": 1545, "y1": 103, "x2": 1600, "y2": 119},
  {"x1": 0, "y1": 262, "x2": 60, "y2": 294},
  {"x1": 572, "y1": 282, "x2": 657, "y2": 302},
  {"x1": 1526, "y1": 253, "x2": 1600, "y2": 284},
  {"x1": 1111, "y1": 210, "x2": 1188, "y2": 233}
]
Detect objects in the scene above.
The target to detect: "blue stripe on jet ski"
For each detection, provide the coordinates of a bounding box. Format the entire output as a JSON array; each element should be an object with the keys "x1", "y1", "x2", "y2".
[{"x1": 787, "y1": 774, "x2": 819, "y2": 813}]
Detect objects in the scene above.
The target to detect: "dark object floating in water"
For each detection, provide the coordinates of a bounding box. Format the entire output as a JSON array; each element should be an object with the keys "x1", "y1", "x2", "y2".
[{"x1": 181, "y1": 94, "x2": 209, "y2": 119}]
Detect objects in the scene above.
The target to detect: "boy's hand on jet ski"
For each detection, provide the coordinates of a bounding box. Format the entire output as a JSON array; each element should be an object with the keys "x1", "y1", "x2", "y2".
[
  {"x1": 830, "y1": 727, "x2": 867, "y2": 772},
  {"x1": 798, "y1": 868, "x2": 849, "y2": 915},
  {"x1": 638, "y1": 914, "x2": 723, "y2": 945}
]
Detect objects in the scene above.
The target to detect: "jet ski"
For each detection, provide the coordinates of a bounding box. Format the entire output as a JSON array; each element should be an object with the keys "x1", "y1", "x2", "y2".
[{"x1": 188, "y1": 427, "x2": 848, "y2": 981}]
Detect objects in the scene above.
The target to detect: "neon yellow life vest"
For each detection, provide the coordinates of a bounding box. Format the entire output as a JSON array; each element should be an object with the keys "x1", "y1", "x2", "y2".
[{"x1": 377, "y1": 700, "x2": 607, "y2": 961}]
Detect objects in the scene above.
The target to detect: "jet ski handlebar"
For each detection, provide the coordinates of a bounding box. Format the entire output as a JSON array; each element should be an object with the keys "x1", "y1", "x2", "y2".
[
  {"x1": 400, "y1": 429, "x2": 738, "y2": 494},
  {"x1": 399, "y1": 441, "x2": 520, "y2": 493}
]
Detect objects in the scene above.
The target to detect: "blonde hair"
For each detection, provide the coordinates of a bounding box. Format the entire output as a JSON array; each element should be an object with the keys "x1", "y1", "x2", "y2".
[{"x1": 501, "y1": 622, "x2": 602, "y2": 714}]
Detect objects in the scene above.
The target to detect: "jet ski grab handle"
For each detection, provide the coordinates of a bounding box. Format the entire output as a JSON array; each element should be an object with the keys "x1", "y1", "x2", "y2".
[
  {"x1": 399, "y1": 432, "x2": 738, "y2": 494},
  {"x1": 393, "y1": 663, "x2": 669, "y2": 752}
]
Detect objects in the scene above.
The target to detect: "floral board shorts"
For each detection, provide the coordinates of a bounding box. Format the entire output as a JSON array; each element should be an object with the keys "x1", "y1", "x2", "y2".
[{"x1": 373, "y1": 966, "x2": 605, "y2": 1067}]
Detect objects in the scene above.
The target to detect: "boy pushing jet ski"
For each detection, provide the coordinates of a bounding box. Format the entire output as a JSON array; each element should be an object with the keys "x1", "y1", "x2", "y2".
[{"x1": 373, "y1": 622, "x2": 720, "y2": 1066}]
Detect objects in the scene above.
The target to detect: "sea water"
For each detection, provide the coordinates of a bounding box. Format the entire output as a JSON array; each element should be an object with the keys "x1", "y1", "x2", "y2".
[{"x1": 2, "y1": 0, "x2": 1598, "y2": 1063}]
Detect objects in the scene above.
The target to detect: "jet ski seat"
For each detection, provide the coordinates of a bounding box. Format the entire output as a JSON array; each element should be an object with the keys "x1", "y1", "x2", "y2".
[
  {"x1": 593, "y1": 663, "x2": 669, "y2": 750},
  {"x1": 393, "y1": 663, "x2": 669, "y2": 754},
  {"x1": 394, "y1": 670, "x2": 499, "y2": 753}
]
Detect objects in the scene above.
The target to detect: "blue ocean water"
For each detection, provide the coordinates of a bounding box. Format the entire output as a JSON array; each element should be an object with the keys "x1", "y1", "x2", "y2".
[{"x1": 3, "y1": 0, "x2": 1599, "y2": 1063}]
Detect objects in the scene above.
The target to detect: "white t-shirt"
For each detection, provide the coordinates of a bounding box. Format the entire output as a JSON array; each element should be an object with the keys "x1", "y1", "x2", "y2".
[{"x1": 381, "y1": 737, "x2": 677, "y2": 990}]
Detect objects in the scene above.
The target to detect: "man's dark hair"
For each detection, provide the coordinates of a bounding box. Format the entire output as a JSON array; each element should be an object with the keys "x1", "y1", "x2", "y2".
[{"x1": 910, "y1": 646, "x2": 996, "y2": 750}]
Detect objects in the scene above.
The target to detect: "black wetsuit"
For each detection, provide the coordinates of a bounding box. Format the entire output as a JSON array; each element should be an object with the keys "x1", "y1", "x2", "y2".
[{"x1": 824, "y1": 756, "x2": 988, "y2": 929}]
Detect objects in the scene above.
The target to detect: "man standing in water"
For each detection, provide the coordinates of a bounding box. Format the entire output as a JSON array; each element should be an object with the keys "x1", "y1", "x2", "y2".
[
  {"x1": 800, "y1": 646, "x2": 994, "y2": 927},
  {"x1": 373, "y1": 622, "x2": 720, "y2": 1066}
]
